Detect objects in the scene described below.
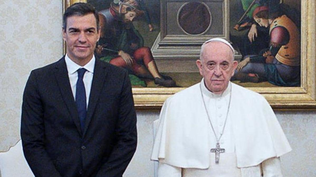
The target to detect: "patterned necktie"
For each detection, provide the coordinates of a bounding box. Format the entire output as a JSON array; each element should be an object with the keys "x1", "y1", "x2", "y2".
[{"x1": 76, "y1": 68, "x2": 87, "y2": 131}]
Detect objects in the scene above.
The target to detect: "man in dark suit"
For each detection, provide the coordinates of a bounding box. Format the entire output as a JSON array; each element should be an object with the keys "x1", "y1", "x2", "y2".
[{"x1": 21, "y1": 3, "x2": 137, "y2": 177}]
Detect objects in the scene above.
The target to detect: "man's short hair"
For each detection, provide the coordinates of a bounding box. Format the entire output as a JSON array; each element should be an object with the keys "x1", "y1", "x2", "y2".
[{"x1": 63, "y1": 3, "x2": 99, "y2": 30}]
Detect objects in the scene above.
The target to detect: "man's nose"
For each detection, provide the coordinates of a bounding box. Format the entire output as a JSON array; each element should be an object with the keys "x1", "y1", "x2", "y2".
[
  {"x1": 213, "y1": 65, "x2": 222, "y2": 76},
  {"x1": 78, "y1": 32, "x2": 87, "y2": 42}
]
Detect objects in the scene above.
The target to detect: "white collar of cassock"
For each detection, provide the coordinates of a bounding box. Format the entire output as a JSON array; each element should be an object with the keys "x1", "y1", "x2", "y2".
[{"x1": 200, "y1": 78, "x2": 231, "y2": 99}]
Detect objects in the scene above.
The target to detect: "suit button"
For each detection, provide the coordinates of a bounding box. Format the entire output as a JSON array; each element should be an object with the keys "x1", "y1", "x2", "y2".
[
  {"x1": 81, "y1": 146, "x2": 86, "y2": 150},
  {"x1": 79, "y1": 170, "x2": 83, "y2": 175}
]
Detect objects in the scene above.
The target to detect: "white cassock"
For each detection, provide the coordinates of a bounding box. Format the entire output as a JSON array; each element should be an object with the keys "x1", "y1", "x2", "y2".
[{"x1": 151, "y1": 79, "x2": 292, "y2": 177}]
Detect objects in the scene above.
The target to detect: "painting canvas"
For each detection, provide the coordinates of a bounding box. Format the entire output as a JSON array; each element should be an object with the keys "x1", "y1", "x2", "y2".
[
  {"x1": 64, "y1": 0, "x2": 316, "y2": 109},
  {"x1": 87, "y1": 0, "x2": 175, "y2": 88}
]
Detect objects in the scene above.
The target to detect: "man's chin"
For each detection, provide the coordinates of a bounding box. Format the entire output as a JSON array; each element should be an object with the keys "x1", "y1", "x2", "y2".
[
  {"x1": 74, "y1": 51, "x2": 91, "y2": 59},
  {"x1": 210, "y1": 84, "x2": 225, "y2": 93}
]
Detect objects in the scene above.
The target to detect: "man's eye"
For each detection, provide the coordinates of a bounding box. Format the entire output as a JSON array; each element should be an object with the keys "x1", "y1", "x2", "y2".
[
  {"x1": 207, "y1": 63, "x2": 216, "y2": 69},
  {"x1": 221, "y1": 63, "x2": 229, "y2": 69},
  {"x1": 86, "y1": 29, "x2": 96, "y2": 35}
]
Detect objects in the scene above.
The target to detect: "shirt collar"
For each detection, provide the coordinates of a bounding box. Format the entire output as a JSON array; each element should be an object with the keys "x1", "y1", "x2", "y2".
[
  {"x1": 200, "y1": 78, "x2": 231, "y2": 98},
  {"x1": 65, "y1": 54, "x2": 95, "y2": 74}
]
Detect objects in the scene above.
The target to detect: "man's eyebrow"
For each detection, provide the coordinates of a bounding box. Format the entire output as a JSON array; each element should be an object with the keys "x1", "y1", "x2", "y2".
[
  {"x1": 85, "y1": 27, "x2": 97, "y2": 31},
  {"x1": 68, "y1": 27, "x2": 79, "y2": 31},
  {"x1": 67, "y1": 27, "x2": 96, "y2": 31},
  {"x1": 206, "y1": 61, "x2": 216, "y2": 64}
]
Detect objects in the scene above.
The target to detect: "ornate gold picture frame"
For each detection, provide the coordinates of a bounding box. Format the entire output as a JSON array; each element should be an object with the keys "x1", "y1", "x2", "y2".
[{"x1": 64, "y1": 0, "x2": 316, "y2": 110}]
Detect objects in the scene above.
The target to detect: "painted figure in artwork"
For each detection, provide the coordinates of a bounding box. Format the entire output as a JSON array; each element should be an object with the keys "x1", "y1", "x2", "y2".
[
  {"x1": 96, "y1": 0, "x2": 176, "y2": 87},
  {"x1": 125, "y1": 0, "x2": 154, "y2": 32},
  {"x1": 233, "y1": 3, "x2": 300, "y2": 86},
  {"x1": 232, "y1": 0, "x2": 270, "y2": 59}
]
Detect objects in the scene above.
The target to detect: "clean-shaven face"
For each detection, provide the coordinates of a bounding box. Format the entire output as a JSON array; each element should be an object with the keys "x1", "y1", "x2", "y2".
[
  {"x1": 63, "y1": 13, "x2": 100, "y2": 66},
  {"x1": 254, "y1": 16, "x2": 269, "y2": 28},
  {"x1": 196, "y1": 41, "x2": 237, "y2": 94}
]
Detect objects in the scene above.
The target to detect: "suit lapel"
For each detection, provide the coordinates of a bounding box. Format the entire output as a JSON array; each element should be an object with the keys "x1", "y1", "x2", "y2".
[
  {"x1": 54, "y1": 57, "x2": 82, "y2": 134},
  {"x1": 83, "y1": 59, "x2": 108, "y2": 136}
]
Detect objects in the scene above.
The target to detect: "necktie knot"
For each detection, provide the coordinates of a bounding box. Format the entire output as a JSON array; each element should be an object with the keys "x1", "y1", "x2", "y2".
[{"x1": 77, "y1": 68, "x2": 86, "y2": 79}]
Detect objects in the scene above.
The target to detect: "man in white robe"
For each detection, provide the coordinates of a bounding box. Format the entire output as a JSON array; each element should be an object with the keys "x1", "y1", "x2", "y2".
[{"x1": 151, "y1": 38, "x2": 291, "y2": 177}]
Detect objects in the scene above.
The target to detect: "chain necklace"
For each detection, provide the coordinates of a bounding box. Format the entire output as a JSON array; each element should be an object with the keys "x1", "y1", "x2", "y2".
[{"x1": 199, "y1": 83, "x2": 232, "y2": 164}]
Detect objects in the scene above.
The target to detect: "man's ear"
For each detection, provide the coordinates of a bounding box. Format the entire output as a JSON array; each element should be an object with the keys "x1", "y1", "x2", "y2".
[
  {"x1": 196, "y1": 59, "x2": 203, "y2": 76},
  {"x1": 97, "y1": 27, "x2": 101, "y2": 40},
  {"x1": 62, "y1": 28, "x2": 66, "y2": 41},
  {"x1": 231, "y1": 60, "x2": 238, "y2": 76},
  {"x1": 233, "y1": 60, "x2": 238, "y2": 69},
  {"x1": 196, "y1": 59, "x2": 202, "y2": 69}
]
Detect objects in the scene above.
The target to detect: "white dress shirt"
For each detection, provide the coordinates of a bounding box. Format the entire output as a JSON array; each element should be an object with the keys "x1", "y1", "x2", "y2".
[{"x1": 65, "y1": 54, "x2": 95, "y2": 107}]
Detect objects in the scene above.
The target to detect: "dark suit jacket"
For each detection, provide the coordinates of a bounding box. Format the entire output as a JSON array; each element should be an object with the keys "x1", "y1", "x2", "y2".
[{"x1": 21, "y1": 56, "x2": 137, "y2": 177}]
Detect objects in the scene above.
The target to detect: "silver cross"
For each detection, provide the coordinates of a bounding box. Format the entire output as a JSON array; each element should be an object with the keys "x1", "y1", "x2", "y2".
[{"x1": 210, "y1": 143, "x2": 225, "y2": 164}]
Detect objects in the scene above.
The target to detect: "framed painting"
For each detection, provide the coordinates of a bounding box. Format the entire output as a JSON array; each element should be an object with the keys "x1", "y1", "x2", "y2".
[{"x1": 64, "y1": 0, "x2": 316, "y2": 110}]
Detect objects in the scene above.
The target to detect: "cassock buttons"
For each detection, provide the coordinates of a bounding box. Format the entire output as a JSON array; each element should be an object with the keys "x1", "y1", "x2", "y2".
[{"x1": 81, "y1": 145, "x2": 86, "y2": 150}]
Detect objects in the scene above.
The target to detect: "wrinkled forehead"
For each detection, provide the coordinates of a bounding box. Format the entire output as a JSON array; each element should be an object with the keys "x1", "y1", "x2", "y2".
[{"x1": 201, "y1": 41, "x2": 234, "y2": 62}]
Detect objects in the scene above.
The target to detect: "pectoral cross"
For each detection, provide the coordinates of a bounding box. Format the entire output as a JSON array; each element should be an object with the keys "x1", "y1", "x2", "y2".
[{"x1": 210, "y1": 143, "x2": 225, "y2": 164}]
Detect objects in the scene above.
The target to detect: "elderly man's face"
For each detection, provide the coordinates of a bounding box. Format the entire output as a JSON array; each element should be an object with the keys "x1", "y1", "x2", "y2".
[{"x1": 196, "y1": 42, "x2": 237, "y2": 94}]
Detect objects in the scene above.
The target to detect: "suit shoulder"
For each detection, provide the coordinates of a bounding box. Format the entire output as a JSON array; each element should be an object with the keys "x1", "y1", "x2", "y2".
[{"x1": 30, "y1": 59, "x2": 61, "y2": 75}]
